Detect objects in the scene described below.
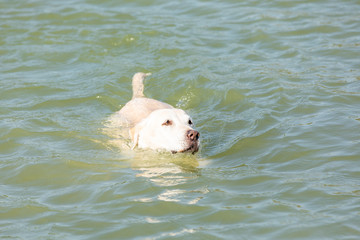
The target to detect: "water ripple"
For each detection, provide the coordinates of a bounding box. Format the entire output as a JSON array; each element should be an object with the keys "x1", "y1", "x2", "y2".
[{"x1": 1, "y1": 0, "x2": 360, "y2": 239}]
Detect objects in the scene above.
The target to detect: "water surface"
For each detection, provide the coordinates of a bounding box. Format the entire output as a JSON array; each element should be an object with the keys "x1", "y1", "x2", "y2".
[{"x1": 1, "y1": 0, "x2": 360, "y2": 239}]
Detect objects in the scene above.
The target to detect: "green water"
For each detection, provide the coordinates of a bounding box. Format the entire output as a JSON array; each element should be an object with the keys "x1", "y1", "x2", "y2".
[{"x1": 1, "y1": 0, "x2": 360, "y2": 239}]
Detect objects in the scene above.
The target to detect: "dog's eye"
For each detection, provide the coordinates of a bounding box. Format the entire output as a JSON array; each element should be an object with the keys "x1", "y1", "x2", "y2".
[
  {"x1": 162, "y1": 120, "x2": 172, "y2": 126},
  {"x1": 188, "y1": 119, "x2": 193, "y2": 125}
]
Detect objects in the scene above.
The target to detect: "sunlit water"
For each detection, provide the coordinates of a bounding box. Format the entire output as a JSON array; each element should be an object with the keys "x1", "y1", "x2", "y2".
[{"x1": 1, "y1": 0, "x2": 360, "y2": 239}]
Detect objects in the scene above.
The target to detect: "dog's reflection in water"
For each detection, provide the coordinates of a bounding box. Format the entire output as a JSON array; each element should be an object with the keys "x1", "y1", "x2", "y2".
[
  {"x1": 130, "y1": 150, "x2": 207, "y2": 204},
  {"x1": 132, "y1": 150, "x2": 199, "y2": 182}
]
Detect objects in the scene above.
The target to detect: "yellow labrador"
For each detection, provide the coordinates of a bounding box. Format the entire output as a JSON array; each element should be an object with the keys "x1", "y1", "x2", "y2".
[{"x1": 117, "y1": 72, "x2": 200, "y2": 154}]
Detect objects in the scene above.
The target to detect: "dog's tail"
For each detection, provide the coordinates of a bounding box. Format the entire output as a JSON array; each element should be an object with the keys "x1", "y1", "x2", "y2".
[{"x1": 131, "y1": 72, "x2": 151, "y2": 99}]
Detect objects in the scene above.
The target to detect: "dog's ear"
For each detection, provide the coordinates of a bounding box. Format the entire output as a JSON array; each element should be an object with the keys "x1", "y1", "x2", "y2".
[{"x1": 129, "y1": 122, "x2": 143, "y2": 150}]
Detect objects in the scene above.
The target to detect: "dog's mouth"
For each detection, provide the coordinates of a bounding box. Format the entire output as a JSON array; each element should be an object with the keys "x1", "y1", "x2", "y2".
[{"x1": 171, "y1": 142, "x2": 199, "y2": 155}]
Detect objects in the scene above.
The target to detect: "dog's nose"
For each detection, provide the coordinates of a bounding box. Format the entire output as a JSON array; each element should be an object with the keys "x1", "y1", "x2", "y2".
[{"x1": 187, "y1": 130, "x2": 199, "y2": 141}]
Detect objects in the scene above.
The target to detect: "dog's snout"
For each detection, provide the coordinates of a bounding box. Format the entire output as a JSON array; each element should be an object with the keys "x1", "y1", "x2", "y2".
[{"x1": 187, "y1": 129, "x2": 199, "y2": 141}]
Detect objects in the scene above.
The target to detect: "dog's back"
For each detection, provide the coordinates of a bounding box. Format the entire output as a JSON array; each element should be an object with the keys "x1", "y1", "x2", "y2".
[{"x1": 119, "y1": 72, "x2": 173, "y2": 127}]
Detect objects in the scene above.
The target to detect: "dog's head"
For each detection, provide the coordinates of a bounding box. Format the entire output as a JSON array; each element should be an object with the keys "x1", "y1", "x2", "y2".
[{"x1": 130, "y1": 109, "x2": 200, "y2": 154}]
